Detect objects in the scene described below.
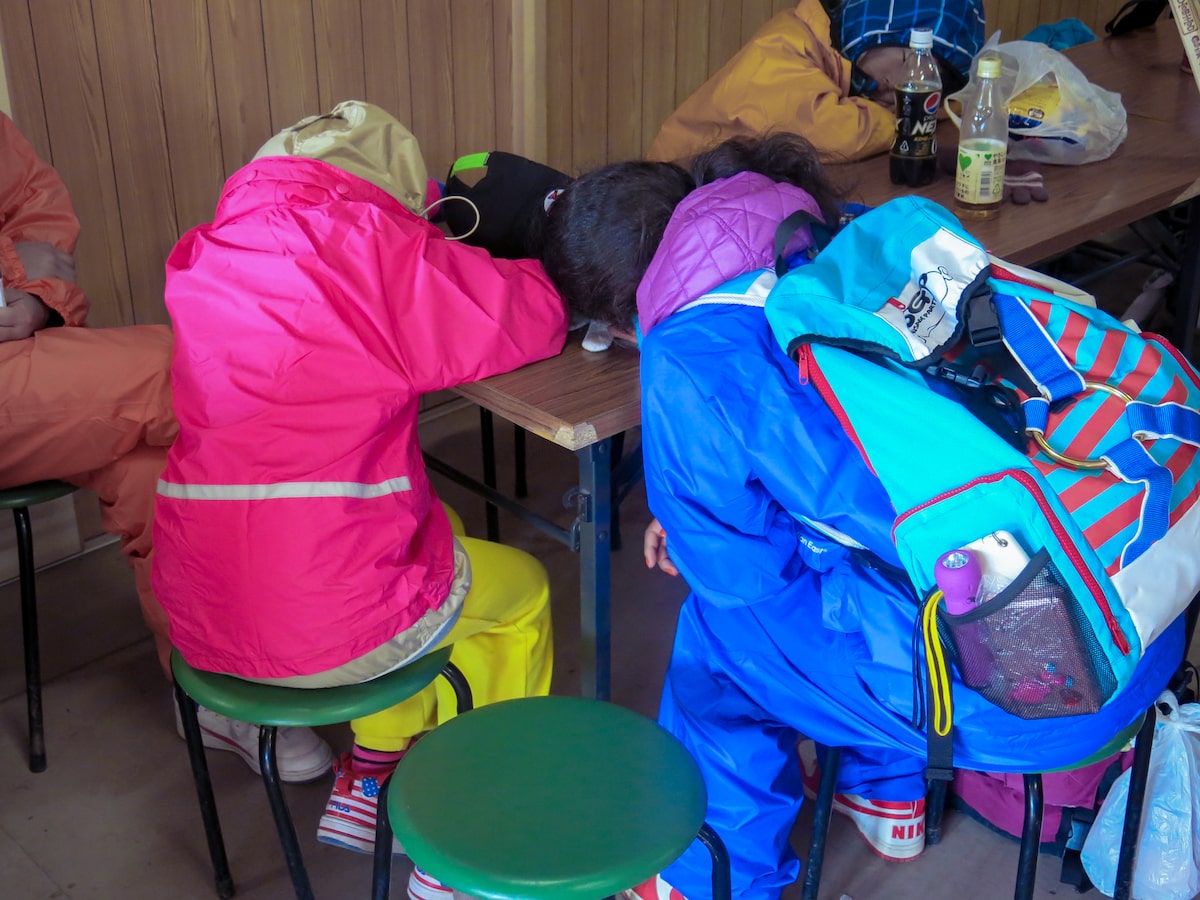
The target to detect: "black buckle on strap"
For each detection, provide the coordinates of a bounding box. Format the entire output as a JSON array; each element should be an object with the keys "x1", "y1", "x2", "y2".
[{"x1": 965, "y1": 290, "x2": 1003, "y2": 351}]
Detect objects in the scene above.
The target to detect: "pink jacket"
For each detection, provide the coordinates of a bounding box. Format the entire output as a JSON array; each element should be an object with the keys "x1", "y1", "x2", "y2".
[{"x1": 153, "y1": 157, "x2": 567, "y2": 678}]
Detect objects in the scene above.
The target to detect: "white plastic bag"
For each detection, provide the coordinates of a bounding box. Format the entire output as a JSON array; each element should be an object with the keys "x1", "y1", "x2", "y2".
[
  {"x1": 947, "y1": 34, "x2": 1127, "y2": 165},
  {"x1": 1080, "y1": 691, "x2": 1200, "y2": 900}
]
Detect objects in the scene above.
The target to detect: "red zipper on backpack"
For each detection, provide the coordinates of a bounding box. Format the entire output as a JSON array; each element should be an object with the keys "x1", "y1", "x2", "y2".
[
  {"x1": 800, "y1": 346, "x2": 878, "y2": 477},
  {"x1": 893, "y1": 470, "x2": 1131, "y2": 655}
]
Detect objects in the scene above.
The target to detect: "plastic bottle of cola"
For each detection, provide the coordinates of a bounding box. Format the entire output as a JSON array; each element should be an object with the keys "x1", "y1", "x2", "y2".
[
  {"x1": 954, "y1": 55, "x2": 1008, "y2": 217},
  {"x1": 890, "y1": 27, "x2": 942, "y2": 187}
]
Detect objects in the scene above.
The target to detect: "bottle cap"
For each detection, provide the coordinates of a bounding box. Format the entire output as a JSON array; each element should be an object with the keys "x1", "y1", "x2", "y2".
[
  {"x1": 976, "y1": 56, "x2": 1002, "y2": 78},
  {"x1": 909, "y1": 27, "x2": 934, "y2": 51}
]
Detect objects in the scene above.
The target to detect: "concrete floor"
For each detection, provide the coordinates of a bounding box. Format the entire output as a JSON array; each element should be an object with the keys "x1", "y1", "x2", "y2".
[{"x1": 5, "y1": 393, "x2": 1175, "y2": 900}]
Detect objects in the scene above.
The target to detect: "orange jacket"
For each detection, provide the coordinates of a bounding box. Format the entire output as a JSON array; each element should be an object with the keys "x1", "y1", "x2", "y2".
[
  {"x1": 647, "y1": 0, "x2": 894, "y2": 165},
  {"x1": 0, "y1": 112, "x2": 87, "y2": 325}
]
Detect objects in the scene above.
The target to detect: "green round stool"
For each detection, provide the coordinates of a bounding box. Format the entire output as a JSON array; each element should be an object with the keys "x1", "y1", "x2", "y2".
[
  {"x1": 172, "y1": 646, "x2": 472, "y2": 900},
  {"x1": 371, "y1": 695, "x2": 731, "y2": 900},
  {"x1": 0, "y1": 479, "x2": 78, "y2": 773}
]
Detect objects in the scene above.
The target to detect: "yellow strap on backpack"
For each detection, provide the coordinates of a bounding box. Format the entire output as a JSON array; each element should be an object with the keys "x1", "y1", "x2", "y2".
[{"x1": 922, "y1": 590, "x2": 954, "y2": 738}]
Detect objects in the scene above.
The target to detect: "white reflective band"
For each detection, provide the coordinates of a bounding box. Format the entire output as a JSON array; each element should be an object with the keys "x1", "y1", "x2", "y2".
[{"x1": 156, "y1": 477, "x2": 412, "y2": 501}]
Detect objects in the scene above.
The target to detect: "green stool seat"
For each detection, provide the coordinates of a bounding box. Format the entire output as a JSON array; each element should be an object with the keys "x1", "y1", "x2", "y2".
[
  {"x1": 172, "y1": 646, "x2": 471, "y2": 900},
  {"x1": 0, "y1": 480, "x2": 78, "y2": 510},
  {"x1": 172, "y1": 645, "x2": 456, "y2": 728},
  {"x1": 1, "y1": 479, "x2": 78, "y2": 773},
  {"x1": 374, "y1": 695, "x2": 730, "y2": 900}
]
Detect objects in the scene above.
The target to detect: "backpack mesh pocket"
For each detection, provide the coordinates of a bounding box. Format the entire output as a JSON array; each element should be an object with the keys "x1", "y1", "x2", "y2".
[{"x1": 940, "y1": 550, "x2": 1117, "y2": 719}]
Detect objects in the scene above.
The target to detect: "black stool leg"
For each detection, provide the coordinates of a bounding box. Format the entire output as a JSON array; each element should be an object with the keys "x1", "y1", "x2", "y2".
[
  {"x1": 372, "y1": 662, "x2": 472, "y2": 898},
  {"x1": 803, "y1": 745, "x2": 841, "y2": 900},
  {"x1": 259, "y1": 725, "x2": 315, "y2": 900},
  {"x1": 480, "y1": 409, "x2": 499, "y2": 542},
  {"x1": 925, "y1": 779, "x2": 948, "y2": 846},
  {"x1": 1114, "y1": 706, "x2": 1158, "y2": 900},
  {"x1": 698, "y1": 822, "x2": 732, "y2": 900},
  {"x1": 13, "y1": 506, "x2": 45, "y2": 774},
  {"x1": 175, "y1": 684, "x2": 235, "y2": 899},
  {"x1": 439, "y1": 660, "x2": 474, "y2": 714},
  {"x1": 1015, "y1": 774, "x2": 1043, "y2": 900},
  {"x1": 514, "y1": 425, "x2": 528, "y2": 498},
  {"x1": 13, "y1": 506, "x2": 46, "y2": 773},
  {"x1": 371, "y1": 774, "x2": 394, "y2": 900}
]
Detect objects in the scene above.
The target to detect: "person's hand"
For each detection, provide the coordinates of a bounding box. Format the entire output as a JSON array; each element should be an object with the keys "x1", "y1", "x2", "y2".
[
  {"x1": 643, "y1": 518, "x2": 679, "y2": 576},
  {"x1": 14, "y1": 241, "x2": 76, "y2": 283},
  {"x1": 0, "y1": 288, "x2": 51, "y2": 341}
]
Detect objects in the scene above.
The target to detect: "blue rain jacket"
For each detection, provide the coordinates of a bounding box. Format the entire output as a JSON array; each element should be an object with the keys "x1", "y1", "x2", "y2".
[{"x1": 636, "y1": 175, "x2": 1184, "y2": 900}]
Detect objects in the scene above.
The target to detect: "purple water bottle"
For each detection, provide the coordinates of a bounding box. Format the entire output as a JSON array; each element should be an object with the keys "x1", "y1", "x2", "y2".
[{"x1": 934, "y1": 549, "x2": 993, "y2": 688}]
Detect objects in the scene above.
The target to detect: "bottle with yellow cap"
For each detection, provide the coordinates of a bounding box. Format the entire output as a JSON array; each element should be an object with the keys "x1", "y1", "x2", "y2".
[{"x1": 954, "y1": 55, "x2": 1007, "y2": 218}]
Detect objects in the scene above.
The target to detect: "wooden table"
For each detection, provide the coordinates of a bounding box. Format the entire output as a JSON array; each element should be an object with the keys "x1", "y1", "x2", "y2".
[
  {"x1": 434, "y1": 23, "x2": 1200, "y2": 701},
  {"x1": 839, "y1": 24, "x2": 1200, "y2": 288}
]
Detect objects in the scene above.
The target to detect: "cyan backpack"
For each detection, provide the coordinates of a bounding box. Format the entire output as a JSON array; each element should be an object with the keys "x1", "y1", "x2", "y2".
[{"x1": 764, "y1": 196, "x2": 1200, "y2": 771}]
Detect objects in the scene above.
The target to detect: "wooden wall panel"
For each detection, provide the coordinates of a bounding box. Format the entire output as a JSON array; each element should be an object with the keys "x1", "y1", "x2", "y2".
[
  {"x1": 23, "y1": 0, "x2": 131, "y2": 327},
  {"x1": 708, "y1": 0, "x2": 745, "y2": 74},
  {"x1": 642, "y1": 0, "x2": 680, "y2": 147},
  {"x1": 607, "y1": 0, "x2": 645, "y2": 162},
  {"x1": 314, "y1": 0, "x2": 366, "y2": 111},
  {"x1": 151, "y1": 0, "x2": 224, "y2": 236},
  {"x1": 94, "y1": 0, "x2": 177, "y2": 325},
  {"x1": 450, "y1": 0, "x2": 498, "y2": 169},
  {"x1": 674, "y1": 0, "x2": 712, "y2": 119},
  {"x1": 0, "y1": 1, "x2": 48, "y2": 160},
  {"x1": 208, "y1": 0, "x2": 272, "y2": 178},
  {"x1": 407, "y1": 1, "x2": 455, "y2": 178},
  {"x1": 261, "y1": 1, "x2": 320, "y2": 135},
  {"x1": 492, "y1": 0, "x2": 518, "y2": 151},
  {"x1": 568, "y1": 0, "x2": 608, "y2": 174},
  {"x1": 545, "y1": 0, "x2": 573, "y2": 170},
  {"x1": 361, "y1": 0, "x2": 413, "y2": 130}
]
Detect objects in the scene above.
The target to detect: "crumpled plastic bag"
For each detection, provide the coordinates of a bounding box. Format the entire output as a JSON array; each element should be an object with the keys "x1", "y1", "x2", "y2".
[
  {"x1": 947, "y1": 33, "x2": 1127, "y2": 165},
  {"x1": 1080, "y1": 690, "x2": 1200, "y2": 900}
]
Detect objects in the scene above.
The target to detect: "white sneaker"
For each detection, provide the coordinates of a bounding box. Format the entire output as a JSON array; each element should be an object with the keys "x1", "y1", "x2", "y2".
[
  {"x1": 797, "y1": 739, "x2": 925, "y2": 862},
  {"x1": 175, "y1": 702, "x2": 335, "y2": 784}
]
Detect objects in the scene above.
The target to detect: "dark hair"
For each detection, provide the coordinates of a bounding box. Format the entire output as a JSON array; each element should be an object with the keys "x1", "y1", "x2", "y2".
[
  {"x1": 542, "y1": 133, "x2": 843, "y2": 330},
  {"x1": 541, "y1": 161, "x2": 695, "y2": 328}
]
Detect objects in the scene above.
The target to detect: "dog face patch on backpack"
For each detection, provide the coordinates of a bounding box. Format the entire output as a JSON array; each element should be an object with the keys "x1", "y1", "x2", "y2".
[{"x1": 766, "y1": 195, "x2": 991, "y2": 366}]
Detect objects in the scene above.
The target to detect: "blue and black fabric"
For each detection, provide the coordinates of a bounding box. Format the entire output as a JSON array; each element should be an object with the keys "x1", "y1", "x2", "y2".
[{"x1": 836, "y1": 0, "x2": 986, "y2": 94}]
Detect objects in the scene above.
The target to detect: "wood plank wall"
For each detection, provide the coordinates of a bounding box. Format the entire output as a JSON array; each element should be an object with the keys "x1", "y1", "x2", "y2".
[
  {"x1": 0, "y1": 0, "x2": 518, "y2": 328},
  {"x1": 0, "y1": 0, "x2": 1136, "y2": 327}
]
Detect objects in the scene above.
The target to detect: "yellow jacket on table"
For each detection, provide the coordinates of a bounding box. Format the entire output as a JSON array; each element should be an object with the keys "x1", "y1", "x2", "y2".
[{"x1": 648, "y1": 0, "x2": 894, "y2": 165}]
